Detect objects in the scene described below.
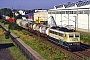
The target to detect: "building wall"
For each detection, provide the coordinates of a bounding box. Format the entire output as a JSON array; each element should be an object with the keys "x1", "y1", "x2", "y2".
[
  {"x1": 48, "y1": 1, "x2": 90, "y2": 32},
  {"x1": 18, "y1": 10, "x2": 25, "y2": 15},
  {"x1": 34, "y1": 11, "x2": 48, "y2": 21},
  {"x1": 48, "y1": 9, "x2": 90, "y2": 32}
]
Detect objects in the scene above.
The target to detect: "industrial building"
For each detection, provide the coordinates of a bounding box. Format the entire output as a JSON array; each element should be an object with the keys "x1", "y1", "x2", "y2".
[
  {"x1": 48, "y1": 0, "x2": 90, "y2": 32},
  {"x1": 34, "y1": 10, "x2": 48, "y2": 23}
]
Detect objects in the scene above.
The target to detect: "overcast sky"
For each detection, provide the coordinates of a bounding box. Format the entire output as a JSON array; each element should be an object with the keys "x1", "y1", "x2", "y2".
[{"x1": 0, "y1": 0, "x2": 79, "y2": 10}]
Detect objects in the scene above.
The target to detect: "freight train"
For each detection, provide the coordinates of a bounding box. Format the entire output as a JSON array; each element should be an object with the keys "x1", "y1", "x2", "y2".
[
  {"x1": 16, "y1": 19, "x2": 81, "y2": 50},
  {"x1": 1, "y1": 16, "x2": 81, "y2": 50}
]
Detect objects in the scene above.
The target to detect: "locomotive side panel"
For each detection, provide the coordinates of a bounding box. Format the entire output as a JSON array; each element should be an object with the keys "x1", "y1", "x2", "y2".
[{"x1": 48, "y1": 29, "x2": 65, "y2": 45}]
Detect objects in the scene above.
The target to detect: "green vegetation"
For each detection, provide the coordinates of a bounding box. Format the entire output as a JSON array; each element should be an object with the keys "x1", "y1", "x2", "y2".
[
  {"x1": 9, "y1": 46, "x2": 27, "y2": 60},
  {"x1": 0, "y1": 8, "x2": 24, "y2": 19},
  {"x1": 12, "y1": 30, "x2": 72, "y2": 60},
  {"x1": 0, "y1": 28, "x2": 9, "y2": 42},
  {"x1": 0, "y1": 34, "x2": 12, "y2": 44},
  {"x1": 0, "y1": 28, "x2": 27, "y2": 60},
  {"x1": 0, "y1": 19, "x2": 5, "y2": 23},
  {"x1": 0, "y1": 8, "x2": 13, "y2": 17},
  {"x1": 22, "y1": 30, "x2": 29, "y2": 35},
  {"x1": 0, "y1": 19, "x2": 21, "y2": 30},
  {"x1": 8, "y1": 23, "x2": 20, "y2": 30},
  {"x1": 80, "y1": 34, "x2": 90, "y2": 44},
  {"x1": 5, "y1": 31, "x2": 10, "y2": 39}
]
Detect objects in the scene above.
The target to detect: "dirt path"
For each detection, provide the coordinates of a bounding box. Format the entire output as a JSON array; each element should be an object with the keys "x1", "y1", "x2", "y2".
[{"x1": 0, "y1": 44, "x2": 14, "y2": 60}]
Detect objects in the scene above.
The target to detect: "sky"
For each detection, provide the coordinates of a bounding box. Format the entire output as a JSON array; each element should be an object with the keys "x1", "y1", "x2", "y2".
[{"x1": 0, "y1": 0, "x2": 79, "y2": 10}]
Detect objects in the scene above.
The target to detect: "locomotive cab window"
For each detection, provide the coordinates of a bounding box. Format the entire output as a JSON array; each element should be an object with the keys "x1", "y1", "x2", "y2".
[
  {"x1": 55, "y1": 32, "x2": 57, "y2": 35},
  {"x1": 49, "y1": 30, "x2": 55, "y2": 34},
  {"x1": 58, "y1": 33, "x2": 63, "y2": 37},
  {"x1": 69, "y1": 34, "x2": 73, "y2": 37},
  {"x1": 49, "y1": 30, "x2": 53, "y2": 33},
  {"x1": 75, "y1": 34, "x2": 79, "y2": 37}
]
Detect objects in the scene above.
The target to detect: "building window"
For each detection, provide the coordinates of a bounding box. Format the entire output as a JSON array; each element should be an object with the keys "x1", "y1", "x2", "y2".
[
  {"x1": 75, "y1": 34, "x2": 79, "y2": 37},
  {"x1": 52, "y1": 11, "x2": 56, "y2": 14},
  {"x1": 73, "y1": 11, "x2": 77, "y2": 14},
  {"x1": 65, "y1": 11, "x2": 73, "y2": 14},
  {"x1": 84, "y1": 10, "x2": 89, "y2": 14},
  {"x1": 69, "y1": 34, "x2": 73, "y2": 37},
  {"x1": 69, "y1": 11, "x2": 73, "y2": 14},
  {"x1": 58, "y1": 33, "x2": 63, "y2": 37},
  {"x1": 56, "y1": 11, "x2": 60, "y2": 14},
  {"x1": 48, "y1": 12, "x2": 51, "y2": 14},
  {"x1": 78, "y1": 11, "x2": 83, "y2": 14},
  {"x1": 60, "y1": 11, "x2": 65, "y2": 14},
  {"x1": 54, "y1": 32, "x2": 57, "y2": 35},
  {"x1": 66, "y1": 11, "x2": 69, "y2": 14}
]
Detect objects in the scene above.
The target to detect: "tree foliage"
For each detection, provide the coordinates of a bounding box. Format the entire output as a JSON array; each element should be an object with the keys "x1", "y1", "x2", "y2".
[
  {"x1": 0, "y1": 8, "x2": 13, "y2": 17},
  {"x1": 8, "y1": 23, "x2": 20, "y2": 30}
]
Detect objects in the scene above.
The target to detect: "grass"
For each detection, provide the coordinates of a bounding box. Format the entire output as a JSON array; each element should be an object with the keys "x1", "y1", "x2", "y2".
[
  {"x1": 0, "y1": 28, "x2": 27, "y2": 60},
  {"x1": 80, "y1": 34, "x2": 90, "y2": 45},
  {"x1": 9, "y1": 46, "x2": 27, "y2": 60},
  {"x1": 12, "y1": 30, "x2": 72, "y2": 60}
]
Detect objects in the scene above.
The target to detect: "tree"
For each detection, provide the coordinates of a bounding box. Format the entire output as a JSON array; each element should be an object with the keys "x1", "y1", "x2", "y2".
[{"x1": 0, "y1": 8, "x2": 13, "y2": 17}]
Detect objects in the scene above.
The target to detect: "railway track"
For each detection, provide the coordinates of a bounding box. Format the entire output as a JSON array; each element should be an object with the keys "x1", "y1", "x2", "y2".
[
  {"x1": 72, "y1": 44, "x2": 90, "y2": 60},
  {"x1": 1, "y1": 24, "x2": 90, "y2": 60},
  {"x1": 29, "y1": 31, "x2": 90, "y2": 60}
]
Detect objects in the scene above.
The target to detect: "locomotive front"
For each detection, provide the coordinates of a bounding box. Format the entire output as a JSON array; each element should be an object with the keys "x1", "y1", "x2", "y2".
[{"x1": 64, "y1": 32, "x2": 80, "y2": 49}]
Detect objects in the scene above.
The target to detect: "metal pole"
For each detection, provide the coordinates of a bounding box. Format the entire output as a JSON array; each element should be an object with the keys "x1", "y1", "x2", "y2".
[
  {"x1": 77, "y1": 8, "x2": 78, "y2": 29},
  {"x1": 68, "y1": 11, "x2": 69, "y2": 26},
  {"x1": 55, "y1": 10, "x2": 56, "y2": 21},
  {"x1": 88, "y1": 7, "x2": 90, "y2": 32},
  {"x1": 61, "y1": 12, "x2": 62, "y2": 26},
  {"x1": 38, "y1": 17, "x2": 39, "y2": 23},
  {"x1": 75, "y1": 16, "x2": 76, "y2": 31},
  {"x1": 72, "y1": 16, "x2": 76, "y2": 31},
  {"x1": 62, "y1": 16, "x2": 77, "y2": 31}
]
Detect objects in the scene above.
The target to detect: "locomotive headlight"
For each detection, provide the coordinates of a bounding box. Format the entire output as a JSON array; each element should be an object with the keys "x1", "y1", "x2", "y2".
[
  {"x1": 70, "y1": 43, "x2": 72, "y2": 45},
  {"x1": 77, "y1": 43, "x2": 80, "y2": 45},
  {"x1": 68, "y1": 43, "x2": 72, "y2": 45}
]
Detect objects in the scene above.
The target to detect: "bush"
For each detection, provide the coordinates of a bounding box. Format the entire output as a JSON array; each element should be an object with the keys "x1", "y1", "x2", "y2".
[
  {"x1": 81, "y1": 34, "x2": 90, "y2": 41},
  {"x1": 80, "y1": 34, "x2": 90, "y2": 44},
  {"x1": 8, "y1": 23, "x2": 20, "y2": 30},
  {"x1": 4, "y1": 21, "x2": 9, "y2": 25},
  {"x1": 5, "y1": 31, "x2": 10, "y2": 39},
  {"x1": 0, "y1": 19, "x2": 4, "y2": 23}
]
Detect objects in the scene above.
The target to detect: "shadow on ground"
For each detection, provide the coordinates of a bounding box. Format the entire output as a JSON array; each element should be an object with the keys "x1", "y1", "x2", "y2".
[
  {"x1": 0, "y1": 43, "x2": 14, "y2": 49},
  {"x1": 71, "y1": 43, "x2": 90, "y2": 52}
]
